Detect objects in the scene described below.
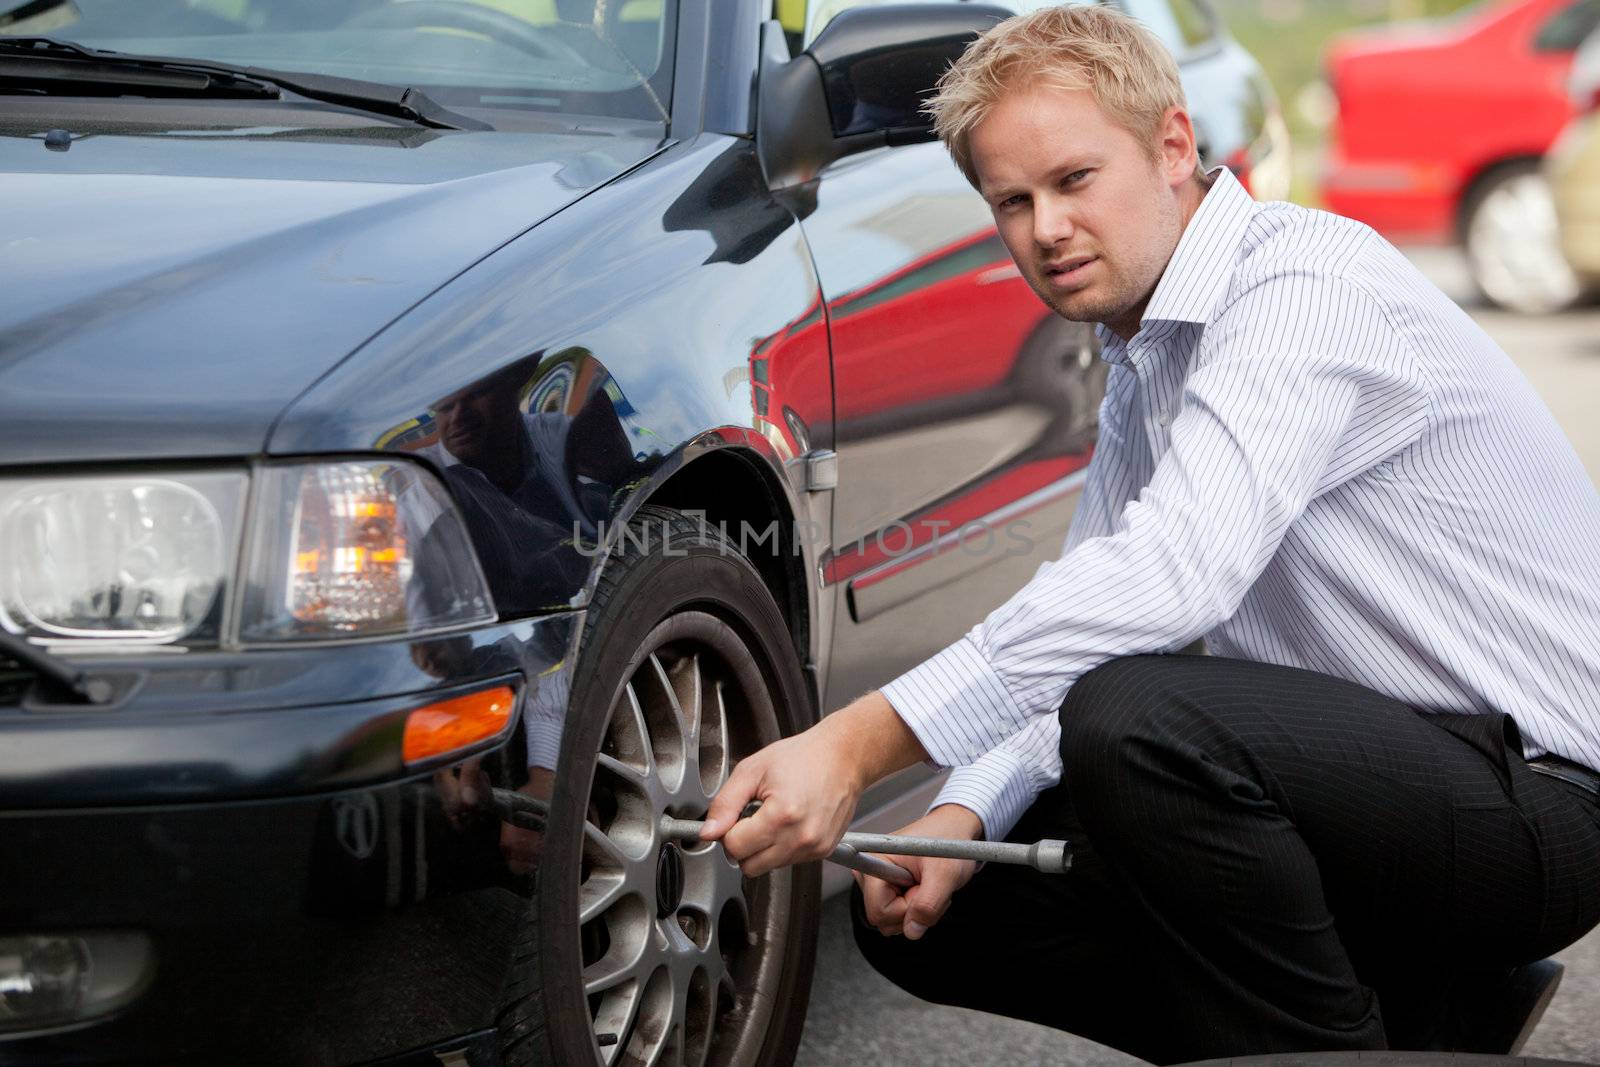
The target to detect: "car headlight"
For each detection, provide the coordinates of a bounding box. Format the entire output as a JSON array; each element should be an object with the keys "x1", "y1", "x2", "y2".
[
  {"x1": 0, "y1": 472, "x2": 246, "y2": 644},
  {"x1": 0, "y1": 459, "x2": 495, "y2": 648}
]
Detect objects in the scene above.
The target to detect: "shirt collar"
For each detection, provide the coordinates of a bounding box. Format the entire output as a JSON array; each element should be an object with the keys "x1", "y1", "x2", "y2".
[
  {"x1": 1140, "y1": 166, "x2": 1257, "y2": 328},
  {"x1": 1092, "y1": 167, "x2": 1256, "y2": 370}
]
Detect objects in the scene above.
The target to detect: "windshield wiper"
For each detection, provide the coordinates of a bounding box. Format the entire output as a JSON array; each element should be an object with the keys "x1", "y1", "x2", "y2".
[
  {"x1": 0, "y1": 0, "x2": 80, "y2": 33},
  {"x1": 0, "y1": 36, "x2": 276, "y2": 97},
  {"x1": 0, "y1": 36, "x2": 490, "y2": 130}
]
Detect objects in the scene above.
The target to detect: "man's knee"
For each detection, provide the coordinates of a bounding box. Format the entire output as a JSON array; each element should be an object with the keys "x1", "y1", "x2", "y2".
[
  {"x1": 1060, "y1": 655, "x2": 1183, "y2": 766},
  {"x1": 1058, "y1": 654, "x2": 1218, "y2": 819}
]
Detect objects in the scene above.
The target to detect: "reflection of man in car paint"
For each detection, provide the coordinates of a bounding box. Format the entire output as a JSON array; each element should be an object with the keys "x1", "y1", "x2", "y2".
[
  {"x1": 418, "y1": 364, "x2": 646, "y2": 872},
  {"x1": 421, "y1": 625, "x2": 572, "y2": 879},
  {"x1": 432, "y1": 372, "x2": 627, "y2": 533},
  {"x1": 425, "y1": 366, "x2": 638, "y2": 613}
]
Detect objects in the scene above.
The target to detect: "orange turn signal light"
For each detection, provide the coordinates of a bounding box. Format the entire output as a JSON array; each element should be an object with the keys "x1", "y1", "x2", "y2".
[{"x1": 402, "y1": 685, "x2": 517, "y2": 764}]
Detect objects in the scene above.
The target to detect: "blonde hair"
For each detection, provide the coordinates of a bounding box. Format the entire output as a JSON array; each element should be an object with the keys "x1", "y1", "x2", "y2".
[{"x1": 926, "y1": 4, "x2": 1189, "y2": 189}]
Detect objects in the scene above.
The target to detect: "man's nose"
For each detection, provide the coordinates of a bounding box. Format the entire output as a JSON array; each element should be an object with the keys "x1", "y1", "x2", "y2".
[{"x1": 1033, "y1": 195, "x2": 1076, "y2": 249}]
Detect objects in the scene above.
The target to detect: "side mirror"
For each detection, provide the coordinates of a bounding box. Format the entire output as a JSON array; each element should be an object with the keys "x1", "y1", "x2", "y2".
[{"x1": 757, "y1": 3, "x2": 1011, "y2": 189}]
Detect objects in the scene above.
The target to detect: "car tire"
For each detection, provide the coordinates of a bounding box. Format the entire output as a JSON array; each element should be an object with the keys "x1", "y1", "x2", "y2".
[
  {"x1": 505, "y1": 505, "x2": 820, "y2": 1067},
  {"x1": 1462, "y1": 160, "x2": 1587, "y2": 315},
  {"x1": 1012, "y1": 315, "x2": 1106, "y2": 454}
]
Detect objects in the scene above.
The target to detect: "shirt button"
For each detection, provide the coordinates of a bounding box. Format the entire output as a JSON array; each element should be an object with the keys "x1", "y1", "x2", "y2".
[{"x1": 1158, "y1": 409, "x2": 1170, "y2": 427}]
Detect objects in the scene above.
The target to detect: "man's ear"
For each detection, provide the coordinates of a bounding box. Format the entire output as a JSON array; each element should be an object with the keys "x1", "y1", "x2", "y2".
[{"x1": 1156, "y1": 106, "x2": 1199, "y2": 189}]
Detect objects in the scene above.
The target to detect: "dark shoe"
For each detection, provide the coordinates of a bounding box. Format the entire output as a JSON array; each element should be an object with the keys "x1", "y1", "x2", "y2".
[{"x1": 1450, "y1": 958, "x2": 1564, "y2": 1054}]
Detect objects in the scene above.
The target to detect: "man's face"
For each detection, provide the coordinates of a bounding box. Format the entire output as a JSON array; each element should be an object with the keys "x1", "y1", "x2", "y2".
[
  {"x1": 435, "y1": 384, "x2": 516, "y2": 467},
  {"x1": 970, "y1": 85, "x2": 1189, "y2": 336}
]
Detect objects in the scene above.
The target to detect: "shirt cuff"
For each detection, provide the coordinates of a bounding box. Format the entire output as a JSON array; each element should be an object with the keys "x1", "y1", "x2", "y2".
[
  {"x1": 879, "y1": 635, "x2": 1027, "y2": 768},
  {"x1": 930, "y1": 751, "x2": 1038, "y2": 842},
  {"x1": 523, "y1": 711, "x2": 564, "y2": 773}
]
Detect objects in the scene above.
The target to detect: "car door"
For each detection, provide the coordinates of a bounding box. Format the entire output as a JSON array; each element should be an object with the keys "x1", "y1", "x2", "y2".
[{"x1": 792, "y1": 0, "x2": 1107, "y2": 739}]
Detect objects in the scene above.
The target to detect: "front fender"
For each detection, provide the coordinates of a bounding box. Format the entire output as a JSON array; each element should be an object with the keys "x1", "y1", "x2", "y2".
[{"x1": 268, "y1": 132, "x2": 835, "y2": 651}]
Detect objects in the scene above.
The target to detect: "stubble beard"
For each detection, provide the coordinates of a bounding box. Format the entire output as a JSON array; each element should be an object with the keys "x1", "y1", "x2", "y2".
[
  {"x1": 1044, "y1": 286, "x2": 1129, "y2": 327},
  {"x1": 1029, "y1": 264, "x2": 1137, "y2": 328}
]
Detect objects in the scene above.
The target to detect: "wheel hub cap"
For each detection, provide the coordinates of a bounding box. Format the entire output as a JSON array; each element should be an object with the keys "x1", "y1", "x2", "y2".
[{"x1": 655, "y1": 843, "x2": 686, "y2": 918}]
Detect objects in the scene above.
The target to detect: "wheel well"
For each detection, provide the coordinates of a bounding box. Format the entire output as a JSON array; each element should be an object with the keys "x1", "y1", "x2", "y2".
[
  {"x1": 1456, "y1": 155, "x2": 1543, "y2": 241},
  {"x1": 646, "y1": 450, "x2": 811, "y2": 674}
]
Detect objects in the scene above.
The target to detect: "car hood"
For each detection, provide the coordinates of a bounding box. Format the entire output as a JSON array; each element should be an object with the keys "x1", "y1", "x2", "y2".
[{"x1": 0, "y1": 122, "x2": 661, "y2": 464}]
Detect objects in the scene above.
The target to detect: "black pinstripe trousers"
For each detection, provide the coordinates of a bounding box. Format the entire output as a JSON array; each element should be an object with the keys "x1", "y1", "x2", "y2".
[{"x1": 852, "y1": 653, "x2": 1600, "y2": 1064}]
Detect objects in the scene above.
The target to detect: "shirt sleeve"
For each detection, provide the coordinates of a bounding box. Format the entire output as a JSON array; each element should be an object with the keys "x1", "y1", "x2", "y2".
[
  {"x1": 882, "y1": 274, "x2": 1430, "y2": 771},
  {"x1": 920, "y1": 378, "x2": 1134, "y2": 840},
  {"x1": 929, "y1": 714, "x2": 1061, "y2": 840}
]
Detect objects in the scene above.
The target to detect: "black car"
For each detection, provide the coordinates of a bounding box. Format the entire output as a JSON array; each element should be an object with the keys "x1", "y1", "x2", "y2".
[{"x1": 0, "y1": 2, "x2": 1286, "y2": 1064}]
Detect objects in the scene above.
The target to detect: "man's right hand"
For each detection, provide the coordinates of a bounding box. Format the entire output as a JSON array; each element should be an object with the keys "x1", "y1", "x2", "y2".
[
  {"x1": 701, "y1": 690, "x2": 930, "y2": 878},
  {"x1": 856, "y1": 803, "x2": 984, "y2": 940},
  {"x1": 701, "y1": 721, "x2": 866, "y2": 877}
]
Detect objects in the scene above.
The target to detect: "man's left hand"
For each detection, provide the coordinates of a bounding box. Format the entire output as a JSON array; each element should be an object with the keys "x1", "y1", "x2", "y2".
[{"x1": 855, "y1": 804, "x2": 982, "y2": 940}]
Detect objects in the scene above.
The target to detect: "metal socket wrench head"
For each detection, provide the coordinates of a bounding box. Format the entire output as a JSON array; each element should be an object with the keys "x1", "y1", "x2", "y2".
[{"x1": 1029, "y1": 839, "x2": 1072, "y2": 874}]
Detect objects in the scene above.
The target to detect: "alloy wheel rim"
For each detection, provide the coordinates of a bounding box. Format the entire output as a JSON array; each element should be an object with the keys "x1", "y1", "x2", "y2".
[
  {"x1": 1467, "y1": 172, "x2": 1582, "y2": 314},
  {"x1": 576, "y1": 611, "x2": 788, "y2": 1067}
]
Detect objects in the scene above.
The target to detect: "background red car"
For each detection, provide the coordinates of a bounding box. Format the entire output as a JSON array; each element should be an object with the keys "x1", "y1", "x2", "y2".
[{"x1": 1322, "y1": 0, "x2": 1600, "y2": 312}]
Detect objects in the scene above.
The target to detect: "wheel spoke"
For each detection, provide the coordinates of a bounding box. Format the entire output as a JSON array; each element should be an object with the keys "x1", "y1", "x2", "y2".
[
  {"x1": 650, "y1": 652, "x2": 695, "y2": 751},
  {"x1": 593, "y1": 978, "x2": 644, "y2": 1067},
  {"x1": 596, "y1": 750, "x2": 649, "y2": 791},
  {"x1": 684, "y1": 965, "x2": 718, "y2": 1067},
  {"x1": 643, "y1": 1022, "x2": 683, "y2": 1067},
  {"x1": 608, "y1": 683, "x2": 656, "y2": 778},
  {"x1": 684, "y1": 972, "x2": 716, "y2": 1067},
  {"x1": 583, "y1": 819, "x2": 631, "y2": 868},
  {"x1": 648, "y1": 974, "x2": 691, "y2": 1067},
  {"x1": 672, "y1": 966, "x2": 692, "y2": 1036},
  {"x1": 720, "y1": 860, "x2": 748, "y2": 923},
  {"x1": 663, "y1": 652, "x2": 706, "y2": 796},
  {"x1": 584, "y1": 934, "x2": 651, "y2": 998},
  {"x1": 702, "y1": 679, "x2": 730, "y2": 796},
  {"x1": 733, "y1": 877, "x2": 755, "y2": 929},
  {"x1": 671, "y1": 652, "x2": 703, "y2": 745},
  {"x1": 628, "y1": 967, "x2": 676, "y2": 1067},
  {"x1": 632, "y1": 654, "x2": 687, "y2": 791},
  {"x1": 579, "y1": 870, "x2": 628, "y2": 925}
]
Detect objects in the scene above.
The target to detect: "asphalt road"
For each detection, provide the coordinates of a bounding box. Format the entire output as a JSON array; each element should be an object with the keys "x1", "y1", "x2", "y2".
[{"x1": 797, "y1": 245, "x2": 1600, "y2": 1066}]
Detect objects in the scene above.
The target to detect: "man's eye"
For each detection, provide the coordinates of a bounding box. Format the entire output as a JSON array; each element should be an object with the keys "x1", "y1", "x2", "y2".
[
  {"x1": 1063, "y1": 169, "x2": 1091, "y2": 186},
  {"x1": 998, "y1": 194, "x2": 1026, "y2": 209}
]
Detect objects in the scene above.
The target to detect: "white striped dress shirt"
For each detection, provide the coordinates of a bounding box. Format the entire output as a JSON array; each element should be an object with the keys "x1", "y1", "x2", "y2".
[{"x1": 881, "y1": 167, "x2": 1600, "y2": 842}]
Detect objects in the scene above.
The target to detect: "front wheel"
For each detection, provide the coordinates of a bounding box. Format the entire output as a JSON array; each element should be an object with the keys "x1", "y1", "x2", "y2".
[
  {"x1": 510, "y1": 506, "x2": 820, "y2": 1067},
  {"x1": 1463, "y1": 162, "x2": 1587, "y2": 315}
]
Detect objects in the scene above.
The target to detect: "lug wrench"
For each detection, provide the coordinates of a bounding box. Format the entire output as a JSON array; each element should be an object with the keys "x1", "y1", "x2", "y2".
[
  {"x1": 490, "y1": 789, "x2": 1072, "y2": 887},
  {"x1": 658, "y1": 814, "x2": 1072, "y2": 888}
]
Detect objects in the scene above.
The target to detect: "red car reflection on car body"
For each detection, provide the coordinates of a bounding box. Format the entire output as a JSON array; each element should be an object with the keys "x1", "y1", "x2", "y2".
[{"x1": 1321, "y1": 0, "x2": 1600, "y2": 312}]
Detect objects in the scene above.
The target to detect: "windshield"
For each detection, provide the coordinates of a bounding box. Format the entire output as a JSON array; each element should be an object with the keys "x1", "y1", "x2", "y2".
[{"x1": 0, "y1": 0, "x2": 677, "y2": 122}]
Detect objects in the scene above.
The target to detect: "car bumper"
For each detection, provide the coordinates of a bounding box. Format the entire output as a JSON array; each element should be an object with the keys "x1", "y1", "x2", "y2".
[
  {"x1": 1320, "y1": 157, "x2": 1459, "y2": 242},
  {"x1": 0, "y1": 615, "x2": 578, "y2": 1066}
]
